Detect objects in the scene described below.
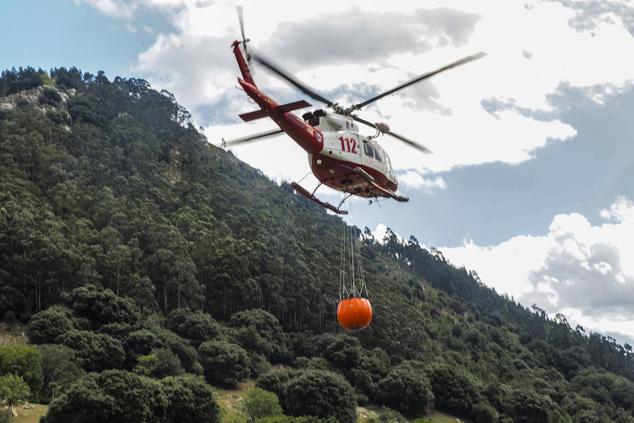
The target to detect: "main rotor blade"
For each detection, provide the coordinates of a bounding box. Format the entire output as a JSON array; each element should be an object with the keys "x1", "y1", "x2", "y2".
[
  {"x1": 351, "y1": 115, "x2": 432, "y2": 154},
  {"x1": 351, "y1": 52, "x2": 486, "y2": 111},
  {"x1": 251, "y1": 53, "x2": 335, "y2": 107},
  {"x1": 222, "y1": 128, "x2": 284, "y2": 147},
  {"x1": 236, "y1": 6, "x2": 246, "y2": 43}
]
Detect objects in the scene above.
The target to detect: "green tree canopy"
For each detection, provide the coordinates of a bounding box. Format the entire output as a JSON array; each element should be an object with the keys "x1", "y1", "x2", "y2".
[
  {"x1": 0, "y1": 345, "x2": 43, "y2": 398},
  {"x1": 26, "y1": 305, "x2": 76, "y2": 344},
  {"x1": 59, "y1": 330, "x2": 125, "y2": 372},
  {"x1": 240, "y1": 387, "x2": 283, "y2": 421},
  {"x1": 42, "y1": 370, "x2": 166, "y2": 423},
  {"x1": 229, "y1": 309, "x2": 289, "y2": 362},
  {"x1": 0, "y1": 374, "x2": 30, "y2": 416},
  {"x1": 198, "y1": 340, "x2": 249, "y2": 387},
  {"x1": 284, "y1": 369, "x2": 356, "y2": 423},
  {"x1": 38, "y1": 344, "x2": 85, "y2": 402},
  {"x1": 161, "y1": 374, "x2": 220, "y2": 423},
  {"x1": 167, "y1": 309, "x2": 223, "y2": 347},
  {"x1": 377, "y1": 364, "x2": 434, "y2": 417}
]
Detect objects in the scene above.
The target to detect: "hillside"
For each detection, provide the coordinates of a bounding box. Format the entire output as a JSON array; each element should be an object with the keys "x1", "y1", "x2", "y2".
[{"x1": 1, "y1": 67, "x2": 634, "y2": 422}]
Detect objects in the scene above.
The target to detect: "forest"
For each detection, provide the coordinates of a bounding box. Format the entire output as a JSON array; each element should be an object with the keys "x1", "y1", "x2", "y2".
[{"x1": 1, "y1": 66, "x2": 634, "y2": 422}]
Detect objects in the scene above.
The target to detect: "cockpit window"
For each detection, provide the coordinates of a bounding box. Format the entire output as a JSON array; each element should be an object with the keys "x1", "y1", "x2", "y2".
[{"x1": 363, "y1": 141, "x2": 374, "y2": 158}]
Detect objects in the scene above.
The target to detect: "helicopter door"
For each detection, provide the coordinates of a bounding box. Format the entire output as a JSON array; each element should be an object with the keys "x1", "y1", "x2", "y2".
[
  {"x1": 322, "y1": 132, "x2": 361, "y2": 164},
  {"x1": 336, "y1": 132, "x2": 361, "y2": 163}
]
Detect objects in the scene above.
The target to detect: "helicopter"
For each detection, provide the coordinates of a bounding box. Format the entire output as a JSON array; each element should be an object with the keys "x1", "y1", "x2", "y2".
[{"x1": 223, "y1": 7, "x2": 485, "y2": 215}]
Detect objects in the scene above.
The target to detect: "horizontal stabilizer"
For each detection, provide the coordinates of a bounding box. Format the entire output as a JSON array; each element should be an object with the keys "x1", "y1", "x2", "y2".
[
  {"x1": 239, "y1": 100, "x2": 312, "y2": 122},
  {"x1": 276, "y1": 100, "x2": 312, "y2": 113},
  {"x1": 239, "y1": 109, "x2": 268, "y2": 122}
]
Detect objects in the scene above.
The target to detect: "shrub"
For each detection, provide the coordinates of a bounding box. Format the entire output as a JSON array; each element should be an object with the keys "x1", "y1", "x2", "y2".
[
  {"x1": 38, "y1": 344, "x2": 85, "y2": 402},
  {"x1": 256, "y1": 369, "x2": 294, "y2": 408},
  {"x1": 229, "y1": 309, "x2": 289, "y2": 362},
  {"x1": 42, "y1": 370, "x2": 166, "y2": 423},
  {"x1": 39, "y1": 88, "x2": 62, "y2": 106},
  {"x1": 154, "y1": 328, "x2": 201, "y2": 374},
  {"x1": 26, "y1": 305, "x2": 75, "y2": 344},
  {"x1": 377, "y1": 365, "x2": 434, "y2": 417},
  {"x1": 285, "y1": 369, "x2": 356, "y2": 423},
  {"x1": 161, "y1": 374, "x2": 220, "y2": 423},
  {"x1": 0, "y1": 345, "x2": 43, "y2": 397},
  {"x1": 135, "y1": 348, "x2": 183, "y2": 378},
  {"x1": 167, "y1": 309, "x2": 223, "y2": 346},
  {"x1": 63, "y1": 285, "x2": 140, "y2": 329},
  {"x1": 59, "y1": 330, "x2": 125, "y2": 372},
  {"x1": 427, "y1": 364, "x2": 479, "y2": 415},
  {"x1": 0, "y1": 374, "x2": 31, "y2": 414},
  {"x1": 198, "y1": 340, "x2": 249, "y2": 387},
  {"x1": 241, "y1": 387, "x2": 283, "y2": 420},
  {"x1": 471, "y1": 402, "x2": 499, "y2": 423}
]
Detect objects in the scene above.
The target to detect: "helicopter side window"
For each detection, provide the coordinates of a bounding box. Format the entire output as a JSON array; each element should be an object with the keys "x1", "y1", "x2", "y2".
[
  {"x1": 374, "y1": 145, "x2": 383, "y2": 162},
  {"x1": 363, "y1": 141, "x2": 374, "y2": 158}
]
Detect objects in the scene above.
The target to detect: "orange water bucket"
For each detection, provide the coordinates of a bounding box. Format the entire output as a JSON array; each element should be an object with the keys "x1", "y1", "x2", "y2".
[{"x1": 337, "y1": 297, "x2": 372, "y2": 330}]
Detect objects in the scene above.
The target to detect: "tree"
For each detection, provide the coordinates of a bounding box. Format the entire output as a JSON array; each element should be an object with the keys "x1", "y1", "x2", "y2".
[
  {"x1": 285, "y1": 370, "x2": 356, "y2": 423},
  {"x1": 471, "y1": 402, "x2": 499, "y2": 423},
  {"x1": 26, "y1": 305, "x2": 75, "y2": 344},
  {"x1": 42, "y1": 370, "x2": 166, "y2": 423},
  {"x1": 153, "y1": 328, "x2": 202, "y2": 374},
  {"x1": 377, "y1": 365, "x2": 434, "y2": 417},
  {"x1": 508, "y1": 389, "x2": 553, "y2": 423},
  {"x1": 59, "y1": 330, "x2": 125, "y2": 372},
  {"x1": 38, "y1": 344, "x2": 85, "y2": 402},
  {"x1": 161, "y1": 375, "x2": 220, "y2": 423},
  {"x1": 0, "y1": 374, "x2": 30, "y2": 417},
  {"x1": 198, "y1": 340, "x2": 249, "y2": 387},
  {"x1": 0, "y1": 345, "x2": 43, "y2": 399},
  {"x1": 134, "y1": 348, "x2": 183, "y2": 378},
  {"x1": 427, "y1": 364, "x2": 479, "y2": 415},
  {"x1": 124, "y1": 329, "x2": 163, "y2": 366},
  {"x1": 256, "y1": 370, "x2": 295, "y2": 408},
  {"x1": 63, "y1": 285, "x2": 140, "y2": 329},
  {"x1": 166, "y1": 309, "x2": 223, "y2": 346},
  {"x1": 241, "y1": 387, "x2": 283, "y2": 421},
  {"x1": 229, "y1": 309, "x2": 289, "y2": 362}
]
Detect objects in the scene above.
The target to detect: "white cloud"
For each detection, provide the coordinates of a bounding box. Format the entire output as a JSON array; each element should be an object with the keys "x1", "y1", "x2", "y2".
[
  {"x1": 398, "y1": 171, "x2": 447, "y2": 191},
  {"x1": 120, "y1": 0, "x2": 633, "y2": 191},
  {"x1": 74, "y1": 0, "x2": 183, "y2": 19},
  {"x1": 442, "y1": 196, "x2": 634, "y2": 340},
  {"x1": 70, "y1": 0, "x2": 634, "y2": 192},
  {"x1": 74, "y1": 0, "x2": 136, "y2": 19}
]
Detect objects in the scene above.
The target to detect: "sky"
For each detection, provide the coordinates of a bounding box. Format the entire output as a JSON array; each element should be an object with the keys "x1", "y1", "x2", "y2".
[{"x1": 1, "y1": 0, "x2": 634, "y2": 344}]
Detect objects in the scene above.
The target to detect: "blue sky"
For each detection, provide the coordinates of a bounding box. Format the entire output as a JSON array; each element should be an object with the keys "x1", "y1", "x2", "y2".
[
  {"x1": 2, "y1": 0, "x2": 634, "y2": 343},
  {"x1": 0, "y1": 0, "x2": 172, "y2": 77}
]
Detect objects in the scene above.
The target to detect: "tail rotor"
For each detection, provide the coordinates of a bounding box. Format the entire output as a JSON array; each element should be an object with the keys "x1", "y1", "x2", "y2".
[{"x1": 236, "y1": 5, "x2": 250, "y2": 62}]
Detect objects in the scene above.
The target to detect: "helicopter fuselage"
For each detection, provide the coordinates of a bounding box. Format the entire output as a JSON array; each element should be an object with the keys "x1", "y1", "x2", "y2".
[{"x1": 233, "y1": 42, "x2": 399, "y2": 199}]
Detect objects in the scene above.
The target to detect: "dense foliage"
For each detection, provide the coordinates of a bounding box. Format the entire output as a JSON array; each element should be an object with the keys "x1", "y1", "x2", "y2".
[{"x1": 1, "y1": 67, "x2": 634, "y2": 421}]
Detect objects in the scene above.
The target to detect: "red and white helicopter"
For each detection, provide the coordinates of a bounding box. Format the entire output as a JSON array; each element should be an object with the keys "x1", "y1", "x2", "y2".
[{"x1": 223, "y1": 7, "x2": 484, "y2": 214}]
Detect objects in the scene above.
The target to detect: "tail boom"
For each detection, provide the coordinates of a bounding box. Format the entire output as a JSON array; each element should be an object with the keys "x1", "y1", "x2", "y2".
[{"x1": 237, "y1": 78, "x2": 323, "y2": 154}]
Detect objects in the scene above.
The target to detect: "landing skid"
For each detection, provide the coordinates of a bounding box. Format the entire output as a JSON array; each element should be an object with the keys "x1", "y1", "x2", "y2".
[
  {"x1": 352, "y1": 167, "x2": 409, "y2": 202},
  {"x1": 291, "y1": 182, "x2": 349, "y2": 215}
]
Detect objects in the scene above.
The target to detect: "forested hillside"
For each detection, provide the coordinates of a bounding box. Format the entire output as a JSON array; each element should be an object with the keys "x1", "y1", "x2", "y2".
[{"x1": 1, "y1": 67, "x2": 634, "y2": 422}]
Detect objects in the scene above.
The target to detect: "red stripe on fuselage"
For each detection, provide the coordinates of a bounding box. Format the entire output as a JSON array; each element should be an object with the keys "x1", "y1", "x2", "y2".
[{"x1": 310, "y1": 154, "x2": 398, "y2": 198}]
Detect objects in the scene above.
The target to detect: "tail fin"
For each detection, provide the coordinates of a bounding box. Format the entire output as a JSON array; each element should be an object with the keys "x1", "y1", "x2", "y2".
[{"x1": 232, "y1": 41, "x2": 256, "y2": 86}]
